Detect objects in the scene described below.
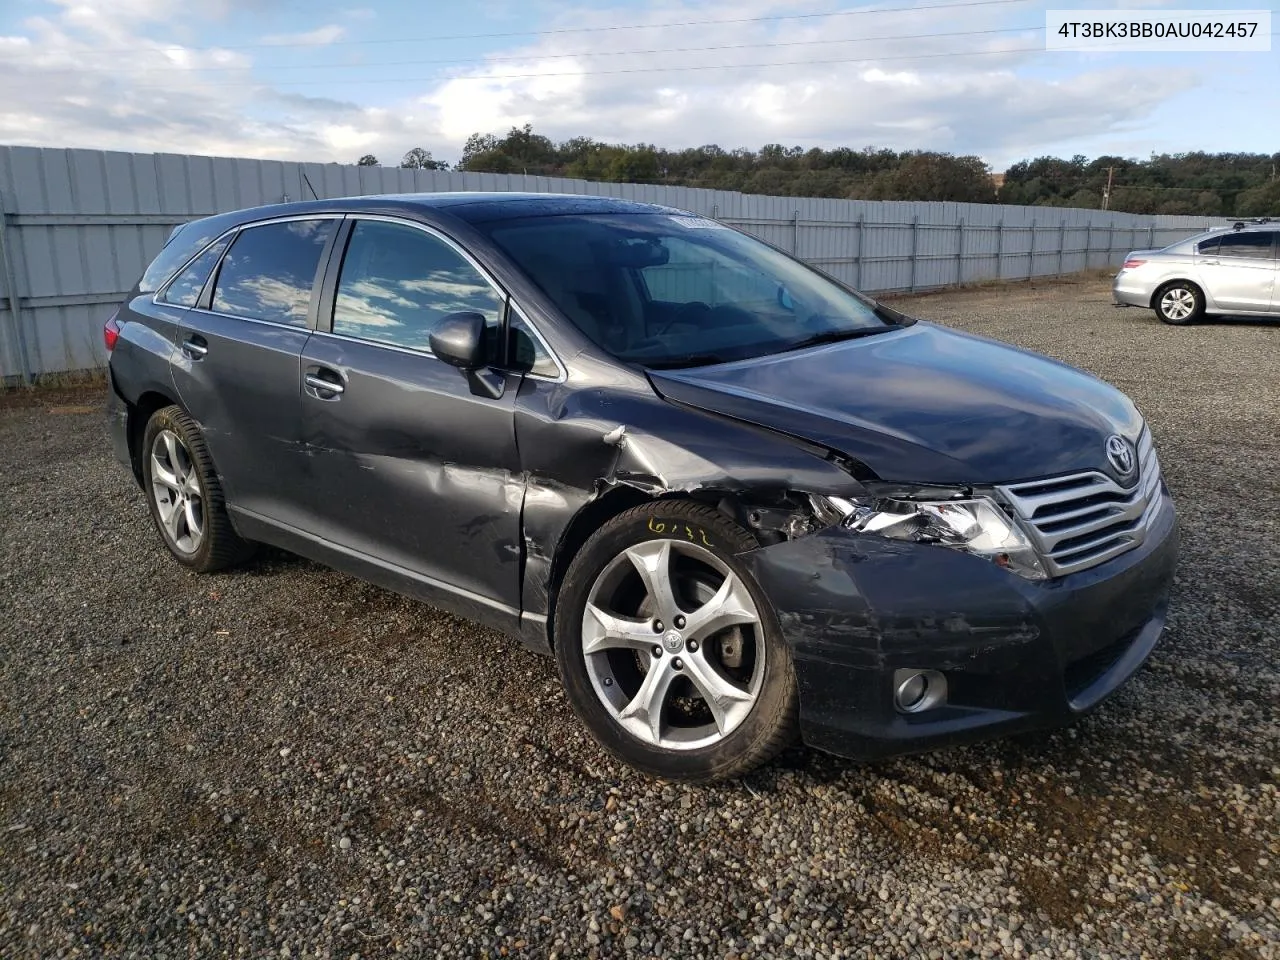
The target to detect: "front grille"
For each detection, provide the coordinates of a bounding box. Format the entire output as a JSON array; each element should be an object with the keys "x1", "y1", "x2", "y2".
[{"x1": 997, "y1": 429, "x2": 1165, "y2": 577}]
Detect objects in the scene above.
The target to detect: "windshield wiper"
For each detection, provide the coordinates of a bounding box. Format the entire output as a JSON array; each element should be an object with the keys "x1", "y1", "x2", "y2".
[
  {"x1": 642, "y1": 353, "x2": 732, "y2": 370},
  {"x1": 872, "y1": 302, "x2": 915, "y2": 326},
  {"x1": 782, "y1": 328, "x2": 890, "y2": 353}
]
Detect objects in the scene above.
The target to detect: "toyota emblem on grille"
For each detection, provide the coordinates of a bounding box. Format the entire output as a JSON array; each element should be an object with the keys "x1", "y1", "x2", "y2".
[{"x1": 1105, "y1": 435, "x2": 1136, "y2": 478}]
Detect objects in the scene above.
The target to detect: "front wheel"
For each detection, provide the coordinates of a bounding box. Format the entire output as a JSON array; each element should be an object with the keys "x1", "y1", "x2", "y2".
[
  {"x1": 554, "y1": 500, "x2": 798, "y2": 782},
  {"x1": 1154, "y1": 281, "x2": 1204, "y2": 325}
]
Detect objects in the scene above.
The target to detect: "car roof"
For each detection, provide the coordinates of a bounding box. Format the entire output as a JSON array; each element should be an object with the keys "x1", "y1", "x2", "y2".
[
  {"x1": 403, "y1": 192, "x2": 691, "y2": 224},
  {"x1": 1206, "y1": 219, "x2": 1277, "y2": 236},
  {"x1": 205, "y1": 192, "x2": 690, "y2": 231}
]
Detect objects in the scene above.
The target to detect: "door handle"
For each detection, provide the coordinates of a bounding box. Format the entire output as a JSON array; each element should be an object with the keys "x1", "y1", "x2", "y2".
[
  {"x1": 181, "y1": 336, "x2": 208, "y2": 359},
  {"x1": 304, "y1": 372, "x2": 345, "y2": 396}
]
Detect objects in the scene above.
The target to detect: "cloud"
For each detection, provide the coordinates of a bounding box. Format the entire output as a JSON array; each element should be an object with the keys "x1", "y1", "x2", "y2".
[
  {"x1": 0, "y1": 2, "x2": 430, "y2": 162},
  {"x1": 419, "y1": 0, "x2": 1198, "y2": 165},
  {"x1": 260, "y1": 24, "x2": 345, "y2": 47},
  {"x1": 0, "y1": 0, "x2": 1212, "y2": 169}
]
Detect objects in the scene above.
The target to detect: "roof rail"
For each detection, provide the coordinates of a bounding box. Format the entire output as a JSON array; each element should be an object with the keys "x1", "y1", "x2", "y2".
[{"x1": 1232, "y1": 217, "x2": 1273, "y2": 230}]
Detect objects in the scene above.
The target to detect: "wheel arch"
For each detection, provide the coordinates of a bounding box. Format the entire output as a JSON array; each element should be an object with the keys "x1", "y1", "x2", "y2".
[
  {"x1": 544, "y1": 485, "x2": 676, "y2": 651},
  {"x1": 542, "y1": 484, "x2": 819, "y2": 650},
  {"x1": 126, "y1": 390, "x2": 182, "y2": 487}
]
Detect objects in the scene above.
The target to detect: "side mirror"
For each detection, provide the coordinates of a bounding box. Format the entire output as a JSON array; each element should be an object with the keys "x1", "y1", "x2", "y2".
[{"x1": 429, "y1": 312, "x2": 487, "y2": 369}]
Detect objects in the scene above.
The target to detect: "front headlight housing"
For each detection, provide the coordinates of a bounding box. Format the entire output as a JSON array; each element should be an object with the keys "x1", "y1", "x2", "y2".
[{"x1": 816, "y1": 494, "x2": 1047, "y2": 581}]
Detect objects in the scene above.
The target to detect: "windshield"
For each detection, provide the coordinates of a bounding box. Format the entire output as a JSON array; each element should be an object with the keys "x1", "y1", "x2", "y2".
[{"x1": 480, "y1": 213, "x2": 899, "y2": 367}]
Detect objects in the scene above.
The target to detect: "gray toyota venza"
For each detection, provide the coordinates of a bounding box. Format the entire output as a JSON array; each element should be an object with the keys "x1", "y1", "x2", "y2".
[{"x1": 106, "y1": 193, "x2": 1178, "y2": 781}]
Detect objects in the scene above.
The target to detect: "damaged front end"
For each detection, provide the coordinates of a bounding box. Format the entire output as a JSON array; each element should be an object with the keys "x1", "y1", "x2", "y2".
[
  {"x1": 738, "y1": 483, "x2": 1178, "y2": 761},
  {"x1": 512, "y1": 375, "x2": 1177, "y2": 763}
]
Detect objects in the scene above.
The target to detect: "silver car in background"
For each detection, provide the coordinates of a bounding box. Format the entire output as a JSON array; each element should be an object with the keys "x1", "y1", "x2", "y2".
[{"x1": 1113, "y1": 219, "x2": 1278, "y2": 325}]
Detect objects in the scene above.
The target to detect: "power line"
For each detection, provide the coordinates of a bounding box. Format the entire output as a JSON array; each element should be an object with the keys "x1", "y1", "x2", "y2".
[
  {"x1": 26, "y1": 0, "x2": 1039, "y2": 55},
  {"x1": 19, "y1": 26, "x2": 1044, "y2": 77}
]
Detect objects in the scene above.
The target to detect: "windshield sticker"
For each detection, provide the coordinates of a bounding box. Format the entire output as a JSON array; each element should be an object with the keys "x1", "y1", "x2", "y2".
[{"x1": 668, "y1": 216, "x2": 727, "y2": 230}]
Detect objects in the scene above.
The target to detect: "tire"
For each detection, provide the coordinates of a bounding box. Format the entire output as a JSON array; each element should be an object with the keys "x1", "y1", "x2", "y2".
[
  {"x1": 1153, "y1": 281, "x2": 1204, "y2": 325},
  {"x1": 141, "y1": 405, "x2": 254, "y2": 573},
  {"x1": 554, "y1": 500, "x2": 799, "y2": 782}
]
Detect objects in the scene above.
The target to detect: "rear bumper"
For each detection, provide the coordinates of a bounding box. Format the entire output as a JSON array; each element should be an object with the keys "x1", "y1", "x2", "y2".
[
  {"x1": 1112, "y1": 274, "x2": 1154, "y2": 308},
  {"x1": 106, "y1": 366, "x2": 136, "y2": 482},
  {"x1": 742, "y1": 489, "x2": 1178, "y2": 760}
]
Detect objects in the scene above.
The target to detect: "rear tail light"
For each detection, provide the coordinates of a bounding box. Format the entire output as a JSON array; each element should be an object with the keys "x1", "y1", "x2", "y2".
[
  {"x1": 1122, "y1": 258, "x2": 1147, "y2": 270},
  {"x1": 103, "y1": 312, "x2": 122, "y2": 352}
]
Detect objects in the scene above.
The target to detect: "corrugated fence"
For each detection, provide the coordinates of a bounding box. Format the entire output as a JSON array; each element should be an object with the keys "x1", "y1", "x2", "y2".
[{"x1": 0, "y1": 145, "x2": 1225, "y2": 382}]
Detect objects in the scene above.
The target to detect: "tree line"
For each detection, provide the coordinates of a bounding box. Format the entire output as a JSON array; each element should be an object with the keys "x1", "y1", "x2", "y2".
[{"x1": 357, "y1": 128, "x2": 1280, "y2": 216}]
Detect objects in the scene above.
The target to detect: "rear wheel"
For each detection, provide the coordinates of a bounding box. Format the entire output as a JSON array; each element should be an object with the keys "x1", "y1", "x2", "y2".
[
  {"x1": 554, "y1": 500, "x2": 798, "y2": 782},
  {"x1": 141, "y1": 405, "x2": 254, "y2": 572},
  {"x1": 1154, "y1": 281, "x2": 1203, "y2": 325}
]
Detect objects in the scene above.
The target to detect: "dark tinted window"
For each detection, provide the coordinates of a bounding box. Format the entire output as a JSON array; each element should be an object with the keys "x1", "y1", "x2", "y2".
[
  {"x1": 160, "y1": 237, "x2": 230, "y2": 307},
  {"x1": 332, "y1": 220, "x2": 504, "y2": 352},
  {"x1": 1216, "y1": 232, "x2": 1274, "y2": 260},
  {"x1": 1196, "y1": 237, "x2": 1220, "y2": 256},
  {"x1": 506, "y1": 304, "x2": 559, "y2": 378},
  {"x1": 137, "y1": 212, "x2": 244, "y2": 293},
  {"x1": 212, "y1": 219, "x2": 335, "y2": 326},
  {"x1": 140, "y1": 223, "x2": 219, "y2": 293}
]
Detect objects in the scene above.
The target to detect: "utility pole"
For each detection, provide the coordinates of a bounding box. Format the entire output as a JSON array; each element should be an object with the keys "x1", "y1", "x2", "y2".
[{"x1": 1101, "y1": 166, "x2": 1115, "y2": 211}]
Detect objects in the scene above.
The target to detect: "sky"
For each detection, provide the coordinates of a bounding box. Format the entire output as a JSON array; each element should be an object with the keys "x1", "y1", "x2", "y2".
[{"x1": 0, "y1": 0, "x2": 1276, "y2": 171}]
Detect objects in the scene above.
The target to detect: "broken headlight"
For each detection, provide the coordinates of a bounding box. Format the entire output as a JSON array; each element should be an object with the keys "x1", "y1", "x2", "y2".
[{"x1": 816, "y1": 494, "x2": 1047, "y2": 581}]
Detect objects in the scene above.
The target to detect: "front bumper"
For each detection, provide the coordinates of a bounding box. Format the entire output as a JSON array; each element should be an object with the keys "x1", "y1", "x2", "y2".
[{"x1": 741, "y1": 490, "x2": 1178, "y2": 760}]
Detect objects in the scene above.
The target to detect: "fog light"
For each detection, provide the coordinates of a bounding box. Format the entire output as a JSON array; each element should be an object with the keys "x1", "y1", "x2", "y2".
[{"x1": 893, "y1": 669, "x2": 947, "y2": 713}]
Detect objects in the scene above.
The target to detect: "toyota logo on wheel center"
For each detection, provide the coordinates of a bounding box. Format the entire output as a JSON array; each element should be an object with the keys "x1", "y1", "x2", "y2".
[{"x1": 662, "y1": 629, "x2": 684, "y2": 653}]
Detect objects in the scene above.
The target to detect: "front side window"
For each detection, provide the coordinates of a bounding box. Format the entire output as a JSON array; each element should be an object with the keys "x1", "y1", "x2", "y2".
[
  {"x1": 332, "y1": 220, "x2": 504, "y2": 353},
  {"x1": 1216, "y1": 232, "x2": 1274, "y2": 260},
  {"x1": 506, "y1": 304, "x2": 559, "y2": 378},
  {"x1": 479, "y1": 213, "x2": 895, "y2": 368},
  {"x1": 160, "y1": 236, "x2": 230, "y2": 307},
  {"x1": 211, "y1": 219, "x2": 335, "y2": 326}
]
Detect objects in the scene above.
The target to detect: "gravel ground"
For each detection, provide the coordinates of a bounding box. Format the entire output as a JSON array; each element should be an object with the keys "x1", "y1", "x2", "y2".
[{"x1": 1, "y1": 275, "x2": 1277, "y2": 959}]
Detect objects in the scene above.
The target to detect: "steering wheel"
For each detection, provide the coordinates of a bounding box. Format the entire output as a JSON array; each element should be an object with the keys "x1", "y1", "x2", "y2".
[{"x1": 654, "y1": 301, "x2": 711, "y2": 337}]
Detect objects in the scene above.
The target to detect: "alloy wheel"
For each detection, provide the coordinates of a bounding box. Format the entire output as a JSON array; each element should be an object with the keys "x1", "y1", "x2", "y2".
[
  {"x1": 149, "y1": 428, "x2": 205, "y2": 554},
  {"x1": 581, "y1": 539, "x2": 765, "y2": 750},
  {"x1": 1160, "y1": 287, "x2": 1196, "y2": 321}
]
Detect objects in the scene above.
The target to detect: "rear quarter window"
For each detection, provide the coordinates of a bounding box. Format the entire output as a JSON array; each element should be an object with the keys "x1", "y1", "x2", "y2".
[
  {"x1": 158, "y1": 236, "x2": 231, "y2": 307},
  {"x1": 138, "y1": 216, "x2": 239, "y2": 293}
]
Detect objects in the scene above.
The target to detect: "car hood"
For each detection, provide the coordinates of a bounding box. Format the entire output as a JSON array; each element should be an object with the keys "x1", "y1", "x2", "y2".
[{"x1": 646, "y1": 322, "x2": 1144, "y2": 485}]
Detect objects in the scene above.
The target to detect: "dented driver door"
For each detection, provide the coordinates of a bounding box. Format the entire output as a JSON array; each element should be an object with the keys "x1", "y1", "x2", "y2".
[{"x1": 297, "y1": 216, "x2": 526, "y2": 620}]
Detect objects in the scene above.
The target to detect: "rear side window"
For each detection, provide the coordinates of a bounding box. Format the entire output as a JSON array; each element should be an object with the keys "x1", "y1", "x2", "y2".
[
  {"x1": 1216, "y1": 232, "x2": 1274, "y2": 260},
  {"x1": 1196, "y1": 237, "x2": 1220, "y2": 256},
  {"x1": 212, "y1": 219, "x2": 335, "y2": 326},
  {"x1": 332, "y1": 219, "x2": 504, "y2": 352},
  {"x1": 159, "y1": 237, "x2": 230, "y2": 307}
]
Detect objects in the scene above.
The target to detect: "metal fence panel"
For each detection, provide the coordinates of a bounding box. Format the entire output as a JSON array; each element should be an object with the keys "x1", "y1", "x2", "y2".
[{"x1": 0, "y1": 144, "x2": 1229, "y2": 381}]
